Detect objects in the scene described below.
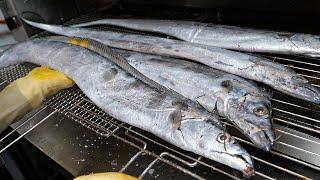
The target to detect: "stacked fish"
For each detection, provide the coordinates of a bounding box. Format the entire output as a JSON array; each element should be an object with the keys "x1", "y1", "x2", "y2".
[{"x1": 1, "y1": 18, "x2": 319, "y2": 177}]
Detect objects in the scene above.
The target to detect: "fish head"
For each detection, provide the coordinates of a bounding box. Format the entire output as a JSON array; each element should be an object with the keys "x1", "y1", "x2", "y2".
[
  {"x1": 291, "y1": 34, "x2": 320, "y2": 57},
  {"x1": 262, "y1": 61, "x2": 320, "y2": 104},
  {"x1": 178, "y1": 117, "x2": 254, "y2": 176},
  {"x1": 210, "y1": 131, "x2": 255, "y2": 176},
  {"x1": 213, "y1": 132, "x2": 255, "y2": 176},
  {"x1": 221, "y1": 92, "x2": 275, "y2": 151},
  {"x1": 287, "y1": 75, "x2": 320, "y2": 104}
]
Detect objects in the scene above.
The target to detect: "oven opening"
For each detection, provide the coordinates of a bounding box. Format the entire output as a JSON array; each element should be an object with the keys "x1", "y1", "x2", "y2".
[{"x1": 0, "y1": 1, "x2": 319, "y2": 179}]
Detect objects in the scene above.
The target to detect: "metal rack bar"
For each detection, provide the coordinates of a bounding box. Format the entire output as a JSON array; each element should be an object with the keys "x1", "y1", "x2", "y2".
[{"x1": 0, "y1": 109, "x2": 55, "y2": 153}]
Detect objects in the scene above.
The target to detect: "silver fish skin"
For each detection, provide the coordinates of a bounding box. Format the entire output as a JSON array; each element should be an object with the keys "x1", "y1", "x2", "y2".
[
  {"x1": 21, "y1": 19, "x2": 320, "y2": 104},
  {"x1": 0, "y1": 44, "x2": 14, "y2": 53},
  {"x1": 0, "y1": 39, "x2": 254, "y2": 176},
  {"x1": 47, "y1": 35, "x2": 274, "y2": 150},
  {"x1": 72, "y1": 19, "x2": 320, "y2": 58},
  {"x1": 118, "y1": 50, "x2": 275, "y2": 151}
]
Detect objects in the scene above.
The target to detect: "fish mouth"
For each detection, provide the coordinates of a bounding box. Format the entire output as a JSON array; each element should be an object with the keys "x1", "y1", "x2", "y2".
[
  {"x1": 244, "y1": 166, "x2": 255, "y2": 177},
  {"x1": 288, "y1": 85, "x2": 320, "y2": 104},
  {"x1": 303, "y1": 86, "x2": 320, "y2": 104},
  {"x1": 229, "y1": 119, "x2": 275, "y2": 151},
  {"x1": 235, "y1": 152, "x2": 254, "y2": 168},
  {"x1": 225, "y1": 150, "x2": 255, "y2": 177},
  {"x1": 217, "y1": 150, "x2": 255, "y2": 177},
  {"x1": 250, "y1": 127, "x2": 276, "y2": 151}
]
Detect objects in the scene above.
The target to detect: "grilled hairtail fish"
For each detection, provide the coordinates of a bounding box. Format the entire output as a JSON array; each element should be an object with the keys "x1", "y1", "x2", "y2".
[
  {"x1": 21, "y1": 18, "x2": 320, "y2": 104},
  {"x1": 0, "y1": 39, "x2": 254, "y2": 176},
  {"x1": 118, "y1": 50, "x2": 275, "y2": 151},
  {"x1": 72, "y1": 19, "x2": 320, "y2": 58}
]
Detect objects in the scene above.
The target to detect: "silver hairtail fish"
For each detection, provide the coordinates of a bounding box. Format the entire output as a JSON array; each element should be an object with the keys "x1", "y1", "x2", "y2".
[
  {"x1": 21, "y1": 18, "x2": 320, "y2": 104},
  {"x1": 45, "y1": 36, "x2": 275, "y2": 151},
  {"x1": 0, "y1": 41, "x2": 276, "y2": 150},
  {"x1": 0, "y1": 39, "x2": 254, "y2": 176},
  {"x1": 117, "y1": 50, "x2": 275, "y2": 151},
  {"x1": 72, "y1": 19, "x2": 320, "y2": 58}
]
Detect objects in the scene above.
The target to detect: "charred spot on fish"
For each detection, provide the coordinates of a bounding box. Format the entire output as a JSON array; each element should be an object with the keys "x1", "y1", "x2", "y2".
[
  {"x1": 221, "y1": 80, "x2": 233, "y2": 93},
  {"x1": 174, "y1": 49, "x2": 179, "y2": 52},
  {"x1": 169, "y1": 109, "x2": 183, "y2": 129},
  {"x1": 103, "y1": 67, "x2": 118, "y2": 81},
  {"x1": 171, "y1": 100, "x2": 189, "y2": 110}
]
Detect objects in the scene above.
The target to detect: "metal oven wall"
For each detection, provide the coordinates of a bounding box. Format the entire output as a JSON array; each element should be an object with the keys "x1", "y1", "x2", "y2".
[{"x1": 0, "y1": 0, "x2": 117, "y2": 40}]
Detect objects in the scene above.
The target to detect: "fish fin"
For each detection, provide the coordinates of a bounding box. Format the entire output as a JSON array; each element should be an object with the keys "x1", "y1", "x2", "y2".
[
  {"x1": 221, "y1": 80, "x2": 233, "y2": 93},
  {"x1": 169, "y1": 109, "x2": 183, "y2": 129},
  {"x1": 171, "y1": 99, "x2": 189, "y2": 110}
]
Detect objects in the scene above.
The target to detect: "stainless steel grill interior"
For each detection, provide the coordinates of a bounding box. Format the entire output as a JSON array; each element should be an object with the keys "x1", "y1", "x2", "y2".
[{"x1": 1, "y1": 11, "x2": 320, "y2": 179}]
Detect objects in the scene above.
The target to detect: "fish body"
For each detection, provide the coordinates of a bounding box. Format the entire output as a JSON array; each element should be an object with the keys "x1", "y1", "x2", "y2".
[
  {"x1": 0, "y1": 44, "x2": 13, "y2": 53},
  {"x1": 65, "y1": 37, "x2": 185, "y2": 99},
  {"x1": 22, "y1": 19, "x2": 320, "y2": 104},
  {"x1": 0, "y1": 39, "x2": 254, "y2": 176},
  {"x1": 45, "y1": 36, "x2": 275, "y2": 150},
  {"x1": 119, "y1": 51, "x2": 275, "y2": 150},
  {"x1": 73, "y1": 19, "x2": 320, "y2": 58}
]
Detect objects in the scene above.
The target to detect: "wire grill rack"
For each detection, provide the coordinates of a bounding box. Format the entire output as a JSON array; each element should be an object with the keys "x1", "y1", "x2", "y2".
[{"x1": 1, "y1": 14, "x2": 320, "y2": 180}]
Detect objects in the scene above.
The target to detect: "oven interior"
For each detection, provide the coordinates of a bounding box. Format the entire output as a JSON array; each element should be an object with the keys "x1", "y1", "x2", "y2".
[{"x1": 0, "y1": 0, "x2": 320, "y2": 179}]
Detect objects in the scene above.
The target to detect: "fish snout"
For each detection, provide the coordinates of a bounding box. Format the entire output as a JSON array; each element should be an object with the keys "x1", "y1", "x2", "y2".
[
  {"x1": 305, "y1": 85, "x2": 320, "y2": 104},
  {"x1": 314, "y1": 95, "x2": 320, "y2": 104},
  {"x1": 295, "y1": 83, "x2": 320, "y2": 104},
  {"x1": 250, "y1": 128, "x2": 276, "y2": 151},
  {"x1": 262, "y1": 126, "x2": 276, "y2": 145},
  {"x1": 231, "y1": 144, "x2": 255, "y2": 176},
  {"x1": 244, "y1": 166, "x2": 255, "y2": 177}
]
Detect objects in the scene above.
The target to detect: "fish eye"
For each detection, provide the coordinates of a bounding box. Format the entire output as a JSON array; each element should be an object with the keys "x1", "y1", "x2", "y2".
[
  {"x1": 217, "y1": 133, "x2": 230, "y2": 143},
  {"x1": 253, "y1": 106, "x2": 269, "y2": 116}
]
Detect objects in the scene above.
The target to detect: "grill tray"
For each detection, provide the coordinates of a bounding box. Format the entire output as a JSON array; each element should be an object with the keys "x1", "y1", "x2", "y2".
[{"x1": 1, "y1": 12, "x2": 320, "y2": 179}]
